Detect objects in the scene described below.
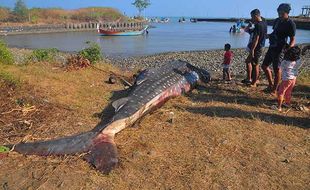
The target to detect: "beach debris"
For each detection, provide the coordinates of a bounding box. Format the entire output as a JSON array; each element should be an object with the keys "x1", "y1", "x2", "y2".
[
  {"x1": 2, "y1": 182, "x2": 8, "y2": 190},
  {"x1": 282, "y1": 159, "x2": 290, "y2": 163},
  {"x1": 65, "y1": 55, "x2": 91, "y2": 71},
  {"x1": 2, "y1": 60, "x2": 210, "y2": 174},
  {"x1": 294, "y1": 104, "x2": 309, "y2": 113},
  {"x1": 1, "y1": 105, "x2": 37, "y2": 116},
  {"x1": 167, "y1": 112, "x2": 175, "y2": 124},
  {"x1": 108, "y1": 75, "x2": 117, "y2": 84},
  {"x1": 89, "y1": 64, "x2": 133, "y2": 87}
]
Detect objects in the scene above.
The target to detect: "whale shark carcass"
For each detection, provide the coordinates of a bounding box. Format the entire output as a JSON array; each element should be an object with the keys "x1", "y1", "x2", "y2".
[{"x1": 4, "y1": 60, "x2": 211, "y2": 174}]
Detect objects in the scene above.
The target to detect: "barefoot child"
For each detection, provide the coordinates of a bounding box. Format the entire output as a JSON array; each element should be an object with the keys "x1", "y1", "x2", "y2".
[
  {"x1": 274, "y1": 46, "x2": 301, "y2": 111},
  {"x1": 223, "y1": 43, "x2": 233, "y2": 81}
]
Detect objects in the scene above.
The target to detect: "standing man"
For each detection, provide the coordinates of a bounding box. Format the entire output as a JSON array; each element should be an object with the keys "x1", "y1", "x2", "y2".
[
  {"x1": 243, "y1": 9, "x2": 267, "y2": 87},
  {"x1": 262, "y1": 3, "x2": 296, "y2": 94}
]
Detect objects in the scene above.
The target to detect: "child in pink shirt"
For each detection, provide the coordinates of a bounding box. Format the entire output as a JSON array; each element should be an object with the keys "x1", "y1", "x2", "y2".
[
  {"x1": 223, "y1": 43, "x2": 233, "y2": 81},
  {"x1": 274, "y1": 46, "x2": 302, "y2": 112}
]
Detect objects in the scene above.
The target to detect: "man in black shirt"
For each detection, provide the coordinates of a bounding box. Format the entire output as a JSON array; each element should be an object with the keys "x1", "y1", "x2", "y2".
[
  {"x1": 243, "y1": 9, "x2": 267, "y2": 86},
  {"x1": 262, "y1": 3, "x2": 296, "y2": 94}
]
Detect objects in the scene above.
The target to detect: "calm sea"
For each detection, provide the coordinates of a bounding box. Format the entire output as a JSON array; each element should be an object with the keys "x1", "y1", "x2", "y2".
[{"x1": 2, "y1": 20, "x2": 310, "y2": 58}]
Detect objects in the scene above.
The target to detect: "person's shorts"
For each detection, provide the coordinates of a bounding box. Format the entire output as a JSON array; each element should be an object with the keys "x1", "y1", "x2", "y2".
[
  {"x1": 245, "y1": 48, "x2": 262, "y2": 65},
  {"x1": 262, "y1": 47, "x2": 284, "y2": 71},
  {"x1": 222, "y1": 64, "x2": 230, "y2": 69}
]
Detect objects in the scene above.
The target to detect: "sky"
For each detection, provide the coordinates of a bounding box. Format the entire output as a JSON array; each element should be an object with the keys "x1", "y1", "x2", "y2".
[{"x1": 0, "y1": 0, "x2": 309, "y2": 18}]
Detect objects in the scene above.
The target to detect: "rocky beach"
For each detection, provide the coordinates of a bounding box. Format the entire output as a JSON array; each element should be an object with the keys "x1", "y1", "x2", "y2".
[
  {"x1": 11, "y1": 44, "x2": 310, "y2": 78},
  {"x1": 111, "y1": 45, "x2": 310, "y2": 80}
]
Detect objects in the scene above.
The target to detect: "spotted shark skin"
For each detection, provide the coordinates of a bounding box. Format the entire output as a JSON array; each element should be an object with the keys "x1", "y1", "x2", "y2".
[{"x1": 4, "y1": 60, "x2": 210, "y2": 174}]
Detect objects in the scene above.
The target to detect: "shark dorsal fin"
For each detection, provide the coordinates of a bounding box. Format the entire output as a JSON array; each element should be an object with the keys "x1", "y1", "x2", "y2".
[
  {"x1": 112, "y1": 98, "x2": 128, "y2": 112},
  {"x1": 135, "y1": 69, "x2": 148, "y2": 85}
]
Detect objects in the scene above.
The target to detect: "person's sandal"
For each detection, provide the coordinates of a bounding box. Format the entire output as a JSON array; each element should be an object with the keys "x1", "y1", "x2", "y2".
[
  {"x1": 242, "y1": 79, "x2": 252, "y2": 85},
  {"x1": 282, "y1": 103, "x2": 291, "y2": 108},
  {"x1": 271, "y1": 105, "x2": 282, "y2": 112},
  {"x1": 263, "y1": 86, "x2": 273, "y2": 93},
  {"x1": 241, "y1": 79, "x2": 249, "y2": 83}
]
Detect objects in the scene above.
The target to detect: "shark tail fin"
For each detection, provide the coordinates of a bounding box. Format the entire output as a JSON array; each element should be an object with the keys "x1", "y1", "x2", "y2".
[
  {"x1": 84, "y1": 133, "x2": 118, "y2": 174},
  {"x1": 5, "y1": 131, "x2": 97, "y2": 156}
]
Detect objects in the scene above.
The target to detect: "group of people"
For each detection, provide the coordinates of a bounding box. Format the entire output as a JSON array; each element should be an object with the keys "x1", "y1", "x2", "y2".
[
  {"x1": 222, "y1": 3, "x2": 307, "y2": 112},
  {"x1": 229, "y1": 19, "x2": 246, "y2": 33}
]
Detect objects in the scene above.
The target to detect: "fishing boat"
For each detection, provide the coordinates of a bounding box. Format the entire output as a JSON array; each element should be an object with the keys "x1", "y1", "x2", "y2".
[
  {"x1": 158, "y1": 18, "x2": 170, "y2": 23},
  {"x1": 190, "y1": 18, "x2": 197, "y2": 23},
  {"x1": 179, "y1": 17, "x2": 186, "y2": 23},
  {"x1": 97, "y1": 25, "x2": 149, "y2": 36}
]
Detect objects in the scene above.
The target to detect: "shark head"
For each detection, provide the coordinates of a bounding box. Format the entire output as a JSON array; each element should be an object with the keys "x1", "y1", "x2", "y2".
[
  {"x1": 185, "y1": 63, "x2": 211, "y2": 83},
  {"x1": 196, "y1": 67, "x2": 211, "y2": 83}
]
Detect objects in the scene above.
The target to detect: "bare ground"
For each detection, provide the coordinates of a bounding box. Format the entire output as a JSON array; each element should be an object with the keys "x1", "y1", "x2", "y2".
[{"x1": 0, "y1": 62, "x2": 309, "y2": 190}]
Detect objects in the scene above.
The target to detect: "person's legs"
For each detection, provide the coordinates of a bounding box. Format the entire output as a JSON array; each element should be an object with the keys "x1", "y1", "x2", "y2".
[
  {"x1": 227, "y1": 68, "x2": 231, "y2": 81},
  {"x1": 262, "y1": 49, "x2": 273, "y2": 90},
  {"x1": 277, "y1": 94, "x2": 284, "y2": 112},
  {"x1": 223, "y1": 68, "x2": 226, "y2": 80},
  {"x1": 277, "y1": 80, "x2": 290, "y2": 111},
  {"x1": 284, "y1": 79, "x2": 296, "y2": 105},
  {"x1": 273, "y1": 67, "x2": 281, "y2": 94},
  {"x1": 262, "y1": 64, "x2": 273, "y2": 89},
  {"x1": 252, "y1": 64, "x2": 260, "y2": 86},
  {"x1": 245, "y1": 54, "x2": 253, "y2": 82},
  {"x1": 247, "y1": 63, "x2": 252, "y2": 82},
  {"x1": 272, "y1": 50, "x2": 283, "y2": 94},
  {"x1": 242, "y1": 53, "x2": 252, "y2": 84},
  {"x1": 251, "y1": 49, "x2": 262, "y2": 86}
]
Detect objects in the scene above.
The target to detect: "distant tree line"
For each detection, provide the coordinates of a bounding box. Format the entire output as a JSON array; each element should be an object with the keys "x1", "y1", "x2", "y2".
[
  {"x1": 0, "y1": 0, "x2": 29, "y2": 22},
  {"x1": 0, "y1": 0, "x2": 127, "y2": 24}
]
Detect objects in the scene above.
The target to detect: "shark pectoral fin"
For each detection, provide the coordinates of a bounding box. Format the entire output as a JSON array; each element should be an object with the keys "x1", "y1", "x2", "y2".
[
  {"x1": 84, "y1": 134, "x2": 118, "y2": 174},
  {"x1": 112, "y1": 98, "x2": 129, "y2": 112}
]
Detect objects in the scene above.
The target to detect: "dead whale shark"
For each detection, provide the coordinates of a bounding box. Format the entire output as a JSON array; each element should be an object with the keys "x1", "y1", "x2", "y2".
[{"x1": 3, "y1": 60, "x2": 211, "y2": 174}]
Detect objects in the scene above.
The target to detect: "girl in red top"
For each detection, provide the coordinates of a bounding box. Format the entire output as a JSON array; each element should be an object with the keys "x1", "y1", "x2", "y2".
[{"x1": 223, "y1": 43, "x2": 233, "y2": 81}]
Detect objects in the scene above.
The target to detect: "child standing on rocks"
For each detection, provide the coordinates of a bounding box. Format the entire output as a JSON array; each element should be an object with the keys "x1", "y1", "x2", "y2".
[
  {"x1": 272, "y1": 46, "x2": 302, "y2": 112},
  {"x1": 222, "y1": 43, "x2": 233, "y2": 81}
]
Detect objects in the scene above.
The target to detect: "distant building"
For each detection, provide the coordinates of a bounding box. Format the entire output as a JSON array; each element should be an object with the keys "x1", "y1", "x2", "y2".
[{"x1": 301, "y1": 6, "x2": 310, "y2": 17}]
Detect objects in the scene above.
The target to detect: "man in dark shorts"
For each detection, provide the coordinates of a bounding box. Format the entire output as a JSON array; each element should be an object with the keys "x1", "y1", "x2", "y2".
[
  {"x1": 262, "y1": 3, "x2": 296, "y2": 94},
  {"x1": 243, "y1": 9, "x2": 267, "y2": 87}
]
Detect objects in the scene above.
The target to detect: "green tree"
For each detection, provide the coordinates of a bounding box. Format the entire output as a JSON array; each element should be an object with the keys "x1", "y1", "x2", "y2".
[
  {"x1": 13, "y1": 0, "x2": 28, "y2": 22},
  {"x1": 132, "y1": 0, "x2": 150, "y2": 17}
]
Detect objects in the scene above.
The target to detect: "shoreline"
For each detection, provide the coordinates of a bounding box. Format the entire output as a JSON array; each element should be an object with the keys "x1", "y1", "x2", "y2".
[
  {"x1": 0, "y1": 17, "x2": 309, "y2": 36},
  {"x1": 9, "y1": 44, "x2": 310, "y2": 80},
  {"x1": 0, "y1": 28, "x2": 97, "y2": 36}
]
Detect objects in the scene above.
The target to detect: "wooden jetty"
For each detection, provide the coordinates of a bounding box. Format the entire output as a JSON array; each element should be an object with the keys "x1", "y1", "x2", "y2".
[{"x1": 0, "y1": 21, "x2": 147, "y2": 36}]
